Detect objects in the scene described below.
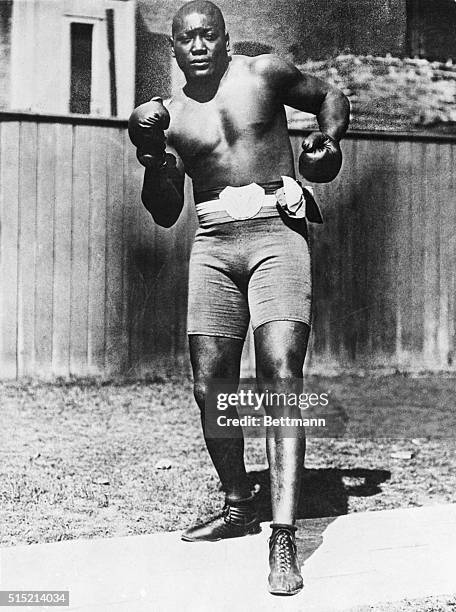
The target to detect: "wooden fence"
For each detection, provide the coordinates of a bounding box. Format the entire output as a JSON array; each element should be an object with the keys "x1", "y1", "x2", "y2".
[
  {"x1": 296, "y1": 132, "x2": 456, "y2": 373},
  {"x1": 0, "y1": 111, "x2": 455, "y2": 378}
]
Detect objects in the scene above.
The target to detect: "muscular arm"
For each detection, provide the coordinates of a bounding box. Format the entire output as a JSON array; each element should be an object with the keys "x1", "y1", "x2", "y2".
[
  {"x1": 254, "y1": 55, "x2": 350, "y2": 141},
  {"x1": 140, "y1": 147, "x2": 185, "y2": 228}
]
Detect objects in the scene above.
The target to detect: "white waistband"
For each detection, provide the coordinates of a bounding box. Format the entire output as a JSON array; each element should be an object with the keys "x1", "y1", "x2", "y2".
[
  {"x1": 196, "y1": 193, "x2": 277, "y2": 216},
  {"x1": 195, "y1": 178, "x2": 310, "y2": 222}
]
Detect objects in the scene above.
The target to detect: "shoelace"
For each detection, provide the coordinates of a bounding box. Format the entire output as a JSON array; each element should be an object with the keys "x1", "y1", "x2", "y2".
[{"x1": 271, "y1": 530, "x2": 296, "y2": 572}]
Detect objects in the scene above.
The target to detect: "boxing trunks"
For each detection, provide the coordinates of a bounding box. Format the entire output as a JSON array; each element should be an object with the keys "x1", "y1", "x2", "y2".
[{"x1": 187, "y1": 177, "x2": 317, "y2": 340}]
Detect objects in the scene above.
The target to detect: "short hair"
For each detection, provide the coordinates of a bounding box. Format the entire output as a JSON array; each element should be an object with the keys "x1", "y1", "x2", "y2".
[{"x1": 172, "y1": 1, "x2": 226, "y2": 36}]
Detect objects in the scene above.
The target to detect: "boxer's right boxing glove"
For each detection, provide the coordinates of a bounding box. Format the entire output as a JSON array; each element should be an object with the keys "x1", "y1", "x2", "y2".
[{"x1": 128, "y1": 97, "x2": 170, "y2": 169}]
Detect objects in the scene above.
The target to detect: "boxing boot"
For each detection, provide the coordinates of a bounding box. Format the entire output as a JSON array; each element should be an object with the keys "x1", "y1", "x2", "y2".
[
  {"x1": 268, "y1": 524, "x2": 304, "y2": 596},
  {"x1": 299, "y1": 131, "x2": 342, "y2": 183},
  {"x1": 181, "y1": 493, "x2": 261, "y2": 542}
]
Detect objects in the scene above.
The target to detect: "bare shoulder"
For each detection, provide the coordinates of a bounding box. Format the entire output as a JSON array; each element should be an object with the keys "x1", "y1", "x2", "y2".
[
  {"x1": 229, "y1": 53, "x2": 290, "y2": 76},
  {"x1": 249, "y1": 54, "x2": 299, "y2": 82}
]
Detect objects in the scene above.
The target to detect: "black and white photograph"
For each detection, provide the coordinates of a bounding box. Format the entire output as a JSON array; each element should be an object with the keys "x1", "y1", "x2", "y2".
[{"x1": 0, "y1": 0, "x2": 456, "y2": 610}]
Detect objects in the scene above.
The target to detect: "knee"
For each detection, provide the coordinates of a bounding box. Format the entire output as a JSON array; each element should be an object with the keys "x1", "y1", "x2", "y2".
[
  {"x1": 193, "y1": 379, "x2": 208, "y2": 411},
  {"x1": 257, "y1": 354, "x2": 302, "y2": 380},
  {"x1": 193, "y1": 378, "x2": 240, "y2": 414}
]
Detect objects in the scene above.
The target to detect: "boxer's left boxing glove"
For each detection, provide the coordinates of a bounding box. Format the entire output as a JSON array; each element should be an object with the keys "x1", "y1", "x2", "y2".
[
  {"x1": 128, "y1": 97, "x2": 170, "y2": 169},
  {"x1": 299, "y1": 132, "x2": 342, "y2": 183}
]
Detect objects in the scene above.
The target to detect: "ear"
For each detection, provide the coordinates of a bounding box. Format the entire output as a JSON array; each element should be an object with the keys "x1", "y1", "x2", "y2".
[
  {"x1": 225, "y1": 32, "x2": 230, "y2": 54},
  {"x1": 169, "y1": 36, "x2": 175, "y2": 58}
]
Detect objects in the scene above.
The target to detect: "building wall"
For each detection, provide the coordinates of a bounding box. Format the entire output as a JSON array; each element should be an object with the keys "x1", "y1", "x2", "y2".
[
  {"x1": 0, "y1": 1, "x2": 12, "y2": 108},
  {"x1": 9, "y1": 0, "x2": 135, "y2": 117}
]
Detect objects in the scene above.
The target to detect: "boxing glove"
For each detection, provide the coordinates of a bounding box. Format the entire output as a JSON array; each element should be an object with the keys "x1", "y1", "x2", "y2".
[
  {"x1": 299, "y1": 132, "x2": 342, "y2": 183},
  {"x1": 128, "y1": 97, "x2": 170, "y2": 168}
]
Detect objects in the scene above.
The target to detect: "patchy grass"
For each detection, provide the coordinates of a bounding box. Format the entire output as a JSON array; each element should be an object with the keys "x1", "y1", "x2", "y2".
[
  {"x1": 1, "y1": 374, "x2": 455, "y2": 549},
  {"x1": 352, "y1": 595, "x2": 456, "y2": 612}
]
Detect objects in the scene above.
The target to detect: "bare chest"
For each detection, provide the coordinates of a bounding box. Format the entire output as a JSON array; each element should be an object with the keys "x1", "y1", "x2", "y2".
[{"x1": 169, "y1": 80, "x2": 277, "y2": 160}]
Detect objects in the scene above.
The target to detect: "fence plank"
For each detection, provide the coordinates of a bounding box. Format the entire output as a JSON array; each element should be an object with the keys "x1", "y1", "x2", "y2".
[
  {"x1": 17, "y1": 122, "x2": 38, "y2": 376},
  {"x1": 52, "y1": 124, "x2": 73, "y2": 377},
  {"x1": 34, "y1": 123, "x2": 55, "y2": 376},
  {"x1": 422, "y1": 143, "x2": 441, "y2": 366},
  {"x1": 130, "y1": 173, "x2": 156, "y2": 377},
  {"x1": 445, "y1": 146, "x2": 456, "y2": 367},
  {"x1": 87, "y1": 125, "x2": 108, "y2": 374},
  {"x1": 151, "y1": 221, "x2": 174, "y2": 374},
  {"x1": 351, "y1": 138, "x2": 371, "y2": 362},
  {"x1": 105, "y1": 128, "x2": 127, "y2": 374},
  {"x1": 0, "y1": 123, "x2": 20, "y2": 379},
  {"x1": 126, "y1": 156, "x2": 149, "y2": 376},
  {"x1": 122, "y1": 131, "x2": 134, "y2": 375},
  {"x1": 122, "y1": 130, "x2": 152, "y2": 376},
  {"x1": 437, "y1": 143, "x2": 454, "y2": 367},
  {"x1": 395, "y1": 140, "x2": 413, "y2": 363},
  {"x1": 339, "y1": 138, "x2": 357, "y2": 363},
  {"x1": 408, "y1": 140, "x2": 426, "y2": 359},
  {"x1": 69, "y1": 125, "x2": 90, "y2": 375}
]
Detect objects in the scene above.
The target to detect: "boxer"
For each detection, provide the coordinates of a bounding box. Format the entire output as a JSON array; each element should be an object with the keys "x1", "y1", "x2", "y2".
[{"x1": 129, "y1": 0, "x2": 349, "y2": 595}]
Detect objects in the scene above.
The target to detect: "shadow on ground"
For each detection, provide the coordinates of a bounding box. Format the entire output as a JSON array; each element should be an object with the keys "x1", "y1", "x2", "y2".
[{"x1": 248, "y1": 467, "x2": 391, "y2": 562}]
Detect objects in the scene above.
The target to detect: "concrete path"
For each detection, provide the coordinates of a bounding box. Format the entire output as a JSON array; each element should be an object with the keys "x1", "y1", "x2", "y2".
[{"x1": 1, "y1": 504, "x2": 455, "y2": 611}]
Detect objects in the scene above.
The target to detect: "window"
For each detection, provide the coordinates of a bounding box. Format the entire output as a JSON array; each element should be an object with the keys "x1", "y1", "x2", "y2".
[{"x1": 70, "y1": 22, "x2": 93, "y2": 114}]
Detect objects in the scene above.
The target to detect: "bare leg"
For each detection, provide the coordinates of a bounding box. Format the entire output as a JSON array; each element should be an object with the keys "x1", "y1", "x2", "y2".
[
  {"x1": 182, "y1": 334, "x2": 261, "y2": 542},
  {"x1": 189, "y1": 334, "x2": 251, "y2": 501},
  {"x1": 254, "y1": 321, "x2": 309, "y2": 524},
  {"x1": 255, "y1": 321, "x2": 310, "y2": 595}
]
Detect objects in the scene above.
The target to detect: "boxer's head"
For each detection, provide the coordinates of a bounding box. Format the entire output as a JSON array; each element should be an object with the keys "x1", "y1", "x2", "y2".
[{"x1": 171, "y1": 1, "x2": 230, "y2": 80}]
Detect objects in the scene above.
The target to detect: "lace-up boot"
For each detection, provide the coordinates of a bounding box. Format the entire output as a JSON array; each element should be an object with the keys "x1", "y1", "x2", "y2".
[
  {"x1": 268, "y1": 523, "x2": 303, "y2": 595},
  {"x1": 181, "y1": 494, "x2": 261, "y2": 542}
]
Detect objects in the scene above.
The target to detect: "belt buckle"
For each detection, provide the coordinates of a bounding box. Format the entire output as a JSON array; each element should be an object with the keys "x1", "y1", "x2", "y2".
[
  {"x1": 276, "y1": 176, "x2": 306, "y2": 218},
  {"x1": 219, "y1": 183, "x2": 265, "y2": 220}
]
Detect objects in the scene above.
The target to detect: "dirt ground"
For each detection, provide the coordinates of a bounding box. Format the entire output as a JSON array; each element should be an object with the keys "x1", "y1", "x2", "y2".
[{"x1": 0, "y1": 374, "x2": 455, "y2": 610}]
